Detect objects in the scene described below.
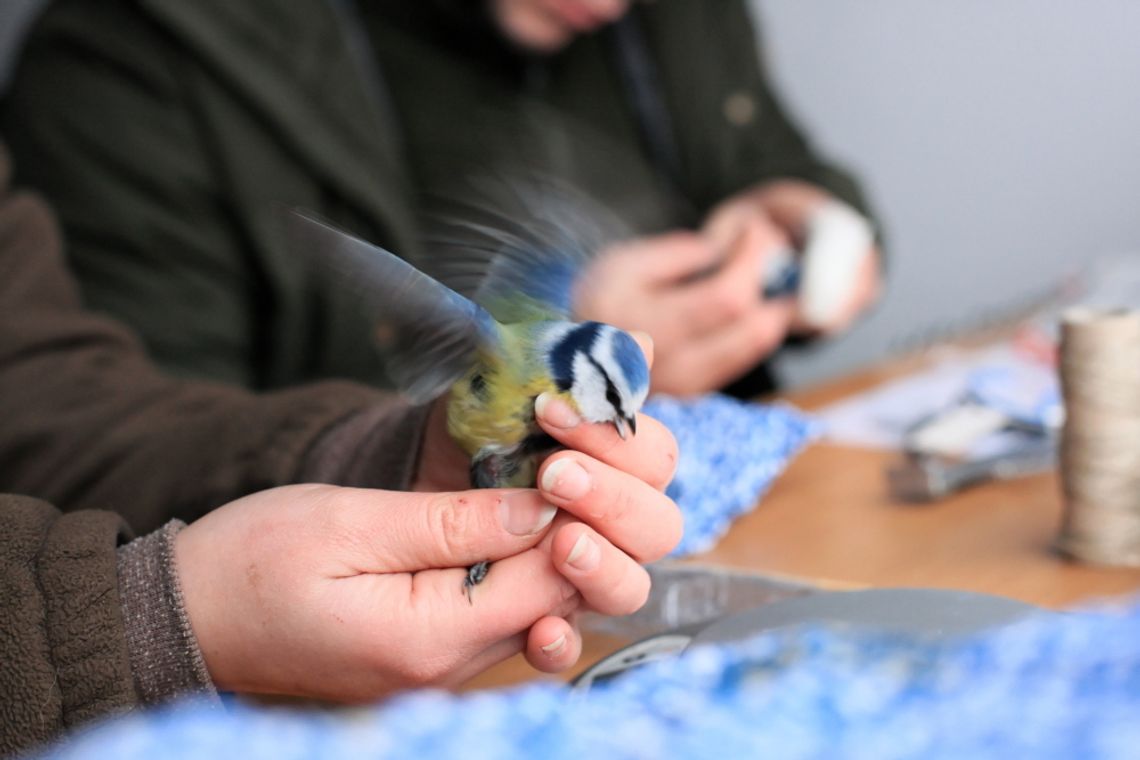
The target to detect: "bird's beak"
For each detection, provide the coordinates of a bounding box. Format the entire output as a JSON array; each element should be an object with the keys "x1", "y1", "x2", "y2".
[{"x1": 614, "y1": 415, "x2": 637, "y2": 440}]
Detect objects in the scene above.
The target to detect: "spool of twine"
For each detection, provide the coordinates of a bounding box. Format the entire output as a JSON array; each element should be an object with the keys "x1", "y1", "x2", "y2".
[{"x1": 1057, "y1": 307, "x2": 1140, "y2": 566}]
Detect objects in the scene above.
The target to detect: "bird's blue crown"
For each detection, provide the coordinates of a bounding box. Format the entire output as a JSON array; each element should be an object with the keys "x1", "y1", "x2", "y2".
[
  {"x1": 548, "y1": 321, "x2": 649, "y2": 396},
  {"x1": 610, "y1": 329, "x2": 651, "y2": 393}
]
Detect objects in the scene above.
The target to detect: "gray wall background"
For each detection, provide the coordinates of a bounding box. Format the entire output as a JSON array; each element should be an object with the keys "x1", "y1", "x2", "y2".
[
  {"x1": 4, "y1": 2, "x2": 1140, "y2": 387},
  {"x1": 755, "y1": 0, "x2": 1140, "y2": 385}
]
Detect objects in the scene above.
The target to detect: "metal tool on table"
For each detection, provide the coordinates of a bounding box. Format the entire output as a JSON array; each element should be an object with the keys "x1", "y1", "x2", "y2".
[
  {"x1": 574, "y1": 563, "x2": 822, "y2": 687},
  {"x1": 888, "y1": 434, "x2": 1058, "y2": 502},
  {"x1": 887, "y1": 362, "x2": 1063, "y2": 502},
  {"x1": 574, "y1": 563, "x2": 1042, "y2": 692}
]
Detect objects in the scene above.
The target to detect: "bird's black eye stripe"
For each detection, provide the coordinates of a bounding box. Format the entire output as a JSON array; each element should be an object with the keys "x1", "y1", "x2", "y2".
[{"x1": 587, "y1": 354, "x2": 626, "y2": 417}]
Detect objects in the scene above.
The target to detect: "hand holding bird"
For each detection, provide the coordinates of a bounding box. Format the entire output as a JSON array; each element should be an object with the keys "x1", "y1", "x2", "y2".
[
  {"x1": 288, "y1": 173, "x2": 666, "y2": 600},
  {"x1": 174, "y1": 396, "x2": 681, "y2": 696}
]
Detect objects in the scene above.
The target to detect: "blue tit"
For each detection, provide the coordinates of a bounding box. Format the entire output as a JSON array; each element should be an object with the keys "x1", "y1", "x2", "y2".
[{"x1": 288, "y1": 177, "x2": 651, "y2": 599}]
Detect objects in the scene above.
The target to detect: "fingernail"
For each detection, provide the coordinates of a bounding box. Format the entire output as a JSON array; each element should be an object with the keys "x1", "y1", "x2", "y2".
[
  {"x1": 541, "y1": 634, "x2": 566, "y2": 657},
  {"x1": 629, "y1": 330, "x2": 654, "y2": 363},
  {"x1": 499, "y1": 492, "x2": 557, "y2": 536},
  {"x1": 535, "y1": 392, "x2": 581, "y2": 429},
  {"x1": 630, "y1": 329, "x2": 652, "y2": 345},
  {"x1": 541, "y1": 458, "x2": 592, "y2": 501},
  {"x1": 565, "y1": 533, "x2": 600, "y2": 572}
]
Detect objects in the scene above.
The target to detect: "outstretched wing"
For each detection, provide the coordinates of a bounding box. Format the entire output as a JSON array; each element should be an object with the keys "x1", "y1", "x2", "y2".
[
  {"x1": 420, "y1": 172, "x2": 631, "y2": 324},
  {"x1": 286, "y1": 210, "x2": 500, "y2": 405}
]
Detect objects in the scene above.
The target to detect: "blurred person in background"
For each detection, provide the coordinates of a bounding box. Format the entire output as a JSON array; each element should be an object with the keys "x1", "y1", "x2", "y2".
[{"x1": 1, "y1": 0, "x2": 880, "y2": 401}]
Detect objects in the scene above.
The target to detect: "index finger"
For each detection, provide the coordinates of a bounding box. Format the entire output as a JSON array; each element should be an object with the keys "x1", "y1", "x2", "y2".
[{"x1": 534, "y1": 393, "x2": 678, "y2": 491}]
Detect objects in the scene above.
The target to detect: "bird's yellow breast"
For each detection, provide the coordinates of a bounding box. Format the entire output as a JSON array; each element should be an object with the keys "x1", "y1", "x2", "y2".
[
  {"x1": 447, "y1": 365, "x2": 568, "y2": 457},
  {"x1": 445, "y1": 335, "x2": 574, "y2": 458}
]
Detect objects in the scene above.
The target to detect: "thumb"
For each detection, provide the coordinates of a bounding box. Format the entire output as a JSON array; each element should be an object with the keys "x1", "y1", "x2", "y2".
[
  {"x1": 628, "y1": 330, "x2": 655, "y2": 369},
  {"x1": 343, "y1": 488, "x2": 557, "y2": 572}
]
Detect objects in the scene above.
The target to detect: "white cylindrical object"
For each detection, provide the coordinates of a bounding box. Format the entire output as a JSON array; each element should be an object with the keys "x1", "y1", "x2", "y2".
[{"x1": 798, "y1": 201, "x2": 874, "y2": 329}]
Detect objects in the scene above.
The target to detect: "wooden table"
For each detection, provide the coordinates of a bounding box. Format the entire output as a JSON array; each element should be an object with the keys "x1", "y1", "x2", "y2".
[{"x1": 464, "y1": 350, "x2": 1140, "y2": 690}]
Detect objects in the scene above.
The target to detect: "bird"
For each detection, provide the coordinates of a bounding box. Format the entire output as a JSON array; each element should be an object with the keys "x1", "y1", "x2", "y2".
[{"x1": 287, "y1": 174, "x2": 651, "y2": 599}]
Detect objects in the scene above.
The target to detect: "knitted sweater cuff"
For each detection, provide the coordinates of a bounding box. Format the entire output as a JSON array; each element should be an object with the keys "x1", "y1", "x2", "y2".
[{"x1": 117, "y1": 521, "x2": 220, "y2": 707}]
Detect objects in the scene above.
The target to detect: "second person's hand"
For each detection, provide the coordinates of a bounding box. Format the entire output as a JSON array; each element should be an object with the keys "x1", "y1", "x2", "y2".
[{"x1": 575, "y1": 221, "x2": 794, "y2": 396}]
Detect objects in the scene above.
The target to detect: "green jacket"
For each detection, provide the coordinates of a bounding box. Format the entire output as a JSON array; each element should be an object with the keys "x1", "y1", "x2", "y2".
[{"x1": 2, "y1": 0, "x2": 869, "y2": 391}]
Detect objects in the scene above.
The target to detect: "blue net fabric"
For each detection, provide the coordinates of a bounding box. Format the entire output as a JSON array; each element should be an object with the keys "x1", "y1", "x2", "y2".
[
  {"x1": 640, "y1": 395, "x2": 819, "y2": 557},
  {"x1": 44, "y1": 599, "x2": 1140, "y2": 759}
]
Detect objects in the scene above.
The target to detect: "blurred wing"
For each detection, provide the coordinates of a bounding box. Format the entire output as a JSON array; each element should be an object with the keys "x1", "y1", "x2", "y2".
[
  {"x1": 420, "y1": 172, "x2": 631, "y2": 323},
  {"x1": 286, "y1": 210, "x2": 500, "y2": 404}
]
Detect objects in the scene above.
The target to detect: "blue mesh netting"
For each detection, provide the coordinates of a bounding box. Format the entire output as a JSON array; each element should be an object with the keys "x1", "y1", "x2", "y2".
[
  {"x1": 641, "y1": 394, "x2": 819, "y2": 557},
  {"x1": 43, "y1": 598, "x2": 1140, "y2": 759}
]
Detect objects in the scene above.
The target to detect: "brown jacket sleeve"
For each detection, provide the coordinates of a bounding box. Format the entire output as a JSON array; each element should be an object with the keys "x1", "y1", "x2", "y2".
[
  {"x1": 0, "y1": 494, "x2": 136, "y2": 757},
  {"x1": 0, "y1": 145, "x2": 428, "y2": 534}
]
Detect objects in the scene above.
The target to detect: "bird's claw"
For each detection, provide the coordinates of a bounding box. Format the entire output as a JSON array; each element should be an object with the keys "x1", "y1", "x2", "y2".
[{"x1": 463, "y1": 560, "x2": 491, "y2": 604}]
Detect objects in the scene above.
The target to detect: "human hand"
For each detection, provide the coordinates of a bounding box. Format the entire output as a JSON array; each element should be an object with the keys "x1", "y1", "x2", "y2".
[
  {"x1": 524, "y1": 384, "x2": 681, "y2": 667},
  {"x1": 402, "y1": 333, "x2": 682, "y2": 675},
  {"x1": 492, "y1": 0, "x2": 632, "y2": 53},
  {"x1": 575, "y1": 223, "x2": 794, "y2": 396},
  {"x1": 176, "y1": 399, "x2": 680, "y2": 699},
  {"x1": 707, "y1": 180, "x2": 882, "y2": 334}
]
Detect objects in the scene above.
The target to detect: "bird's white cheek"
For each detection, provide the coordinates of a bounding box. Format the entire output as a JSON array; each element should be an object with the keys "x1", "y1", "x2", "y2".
[{"x1": 570, "y1": 353, "x2": 613, "y2": 423}]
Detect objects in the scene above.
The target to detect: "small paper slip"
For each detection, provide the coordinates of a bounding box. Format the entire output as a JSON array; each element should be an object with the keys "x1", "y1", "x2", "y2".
[{"x1": 817, "y1": 345, "x2": 1059, "y2": 451}]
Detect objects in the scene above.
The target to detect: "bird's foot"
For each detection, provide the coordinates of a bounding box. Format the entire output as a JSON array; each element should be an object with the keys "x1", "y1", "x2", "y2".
[{"x1": 463, "y1": 560, "x2": 491, "y2": 604}]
